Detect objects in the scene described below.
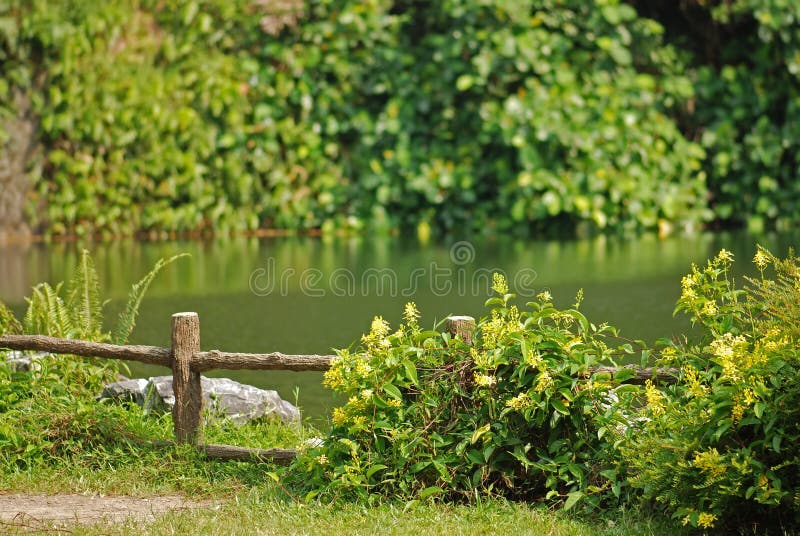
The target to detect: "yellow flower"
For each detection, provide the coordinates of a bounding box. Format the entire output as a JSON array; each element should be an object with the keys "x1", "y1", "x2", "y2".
[
  {"x1": 660, "y1": 346, "x2": 678, "y2": 364},
  {"x1": 753, "y1": 248, "x2": 770, "y2": 270},
  {"x1": 403, "y1": 302, "x2": 420, "y2": 324},
  {"x1": 702, "y1": 300, "x2": 718, "y2": 316},
  {"x1": 471, "y1": 347, "x2": 494, "y2": 370},
  {"x1": 683, "y1": 366, "x2": 707, "y2": 398},
  {"x1": 474, "y1": 372, "x2": 497, "y2": 388},
  {"x1": 645, "y1": 380, "x2": 666, "y2": 416},
  {"x1": 715, "y1": 248, "x2": 734, "y2": 264},
  {"x1": 525, "y1": 349, "x2": 545, "y2": 370},
  {"x1": 505, "y1": 392, "x2": 534, "y2": 411},
  {"x1": 732, "y1": 401, "x2": 744, "y2": 424},
  {"x1": 693, "y1": 448, "x2": 726, "y2": 478},
  {"x1": 743, "y1": 387, "x2": 758, "y2": 406},
  {"x1": 697, "y1": 512, "x2": 717, "y2": 529},
  {"x1": 535, "y1": 371, "x2": 554, "y2": 393},
  {"x1": 370, "y1": 316, "x2": 390, "y2": 337},
  {"x1": 316, "y1": 454, "x2": 329, "y2": 466},
  {"x1": 492, "y1": 273, "x2": 509, "y2": 295},
  {"x1": 536, "y1": 290, "x2": 552, "y2": 303},
  {"x1": 332, "y1": 407, "x2": 348, "y2": 426},
  {"x1": 710, "y1": 333, "x2": 748, "y2": 381}
]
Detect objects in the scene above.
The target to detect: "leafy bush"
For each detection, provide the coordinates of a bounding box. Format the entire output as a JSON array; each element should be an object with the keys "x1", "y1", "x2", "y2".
[
  {"x1": 618, "y1": 248, "x2": 800, "y2": 531},
  {"x1": 2, "y1": 0, "x2": 710, "y2": 236},
  {"x1": 290, "y1": 275, "x2": 639, "y2": 509}
]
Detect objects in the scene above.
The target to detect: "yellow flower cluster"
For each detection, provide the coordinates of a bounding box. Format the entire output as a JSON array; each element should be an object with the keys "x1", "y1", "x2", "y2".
[
  {"x1": 697, "y1": 512, "x2": 717, "y2": 529},
  {"x1": 692, "y1": 448, "x2": 726, "y2": 478},
  {"x1": 710, "y1": 333, "x2": 749, "y2": 381},
  {"x1": 505, "y1": 392, "x2": 534, "y2": 411},
  {"x1": 471, "y1": 347, "x2": 495, "y2": 370},
  {"x1": 474, "y1": 372, "x2": 496, "y2": 388},
  {"x1": 534, "y1": 371, "x2": 554, "y2": 393},
  {"x1": 645, "y1": 380, "x2": 666, "y2": 416},
  {"x1": 323, "y1": 349, "x2": 373, "y2": 392},
  {"x1": 483, "y1": 304, "x2": 526, "y2": 349},
  {"x1": 525, "y1": 348, "x2": 545, "y2": 370},
  {"x1": 332, "y1": 407, "x2": 348, "y2": 425},
  {"x1": 536, "y1": 290, "x2": 552, "y2": 303},
  {"x1": 753, "y1": 248, "x2": 770, "y2": 271},
  {"x1": 492, "y1": 273, "x2": 509, "y2": 295},
  {"x1": 361, "y1": 315, "x2": 391, "y2": 350},
  {"x1": 715, "y1": 248, "x2": 734, "y2": 265},
  {"x1": 660, "y1": 346, "x2": 678, "y2": 364},
  {"x1": 682, "y1": 366, "x2": 708, "y2": 398},
  {"x1": 681, "y1": 510, "x2": 718, "y2": 528},
  {"x1": 701, "y1": 300, "x2": 718, "y2": 317},
  {"x1": 403, "y1": 302, "x2": 420, "y2": 325},
  {"x1": 681, "y1": 271, "x2": 698, "y2": 301}
]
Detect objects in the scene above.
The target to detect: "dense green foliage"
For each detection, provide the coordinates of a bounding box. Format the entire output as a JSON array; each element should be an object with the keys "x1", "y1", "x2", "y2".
[
  {"x1": 619, "y1": 247, "x2": 800, "y2": 531},
  {"x1": 5, "y1": 0, "x2": 797, "y2": 236},
  {"x1": 290, "y1": 277, "x2": 637, "y2": 508},
  {"x1": 637, "y1": 0, "x2": 800, "y2": 231}
]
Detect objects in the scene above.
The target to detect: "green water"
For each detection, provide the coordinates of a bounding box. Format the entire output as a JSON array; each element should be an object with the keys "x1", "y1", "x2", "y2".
[{"x1": 1, "y1": 231, "x2": 796, "y2": 420}]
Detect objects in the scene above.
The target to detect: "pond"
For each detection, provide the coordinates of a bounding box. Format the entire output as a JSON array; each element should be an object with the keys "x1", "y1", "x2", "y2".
[{"x1": 1, "y1": 231, "x2": 796, "y2": 421}]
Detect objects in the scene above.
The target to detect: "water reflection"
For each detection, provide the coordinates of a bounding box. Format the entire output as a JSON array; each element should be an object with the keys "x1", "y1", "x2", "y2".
[{"x1": 1, "y1": 231, "x2": 797, "y2": 418}]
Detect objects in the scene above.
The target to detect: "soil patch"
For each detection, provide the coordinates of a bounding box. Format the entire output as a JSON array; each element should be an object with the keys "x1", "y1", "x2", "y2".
[{"x1": 0, "y1": 493, "x2": 216, "y2": 529}]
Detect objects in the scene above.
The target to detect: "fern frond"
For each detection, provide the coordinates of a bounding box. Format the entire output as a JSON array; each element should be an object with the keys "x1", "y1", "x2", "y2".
[
  {"x1": 67, "y1": 249, "x2": 103, "y2": 339},
  {"x1": 114, "y1": 253, "x2": 189, "y2": 344},
  {"x1": 0, "y1": 300, "x2": 22, "y2": 336},
  {"x1": 24, "y1": 282, "x2": 72, "y2": 337}
]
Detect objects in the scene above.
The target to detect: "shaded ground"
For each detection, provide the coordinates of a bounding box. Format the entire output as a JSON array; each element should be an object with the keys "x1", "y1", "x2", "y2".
[{"x1": 0, "y1": 493, "x2": 215, "y2": 530}]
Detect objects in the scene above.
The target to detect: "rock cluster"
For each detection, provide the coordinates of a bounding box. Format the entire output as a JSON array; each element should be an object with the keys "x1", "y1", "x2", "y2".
[{"x1": 99, "y1": 375, "x2": 300, "y2": 424}]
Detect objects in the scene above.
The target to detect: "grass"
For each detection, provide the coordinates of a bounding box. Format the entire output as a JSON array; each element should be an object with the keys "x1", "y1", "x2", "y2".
[{"x1": 81, "y1": 500, "x2": 678, "y2": 536}]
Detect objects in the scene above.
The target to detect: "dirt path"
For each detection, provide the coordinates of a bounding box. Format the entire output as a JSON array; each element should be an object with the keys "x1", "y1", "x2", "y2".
[{"x1": 0, "y1": 493, "x2": 215, "y2": 529}]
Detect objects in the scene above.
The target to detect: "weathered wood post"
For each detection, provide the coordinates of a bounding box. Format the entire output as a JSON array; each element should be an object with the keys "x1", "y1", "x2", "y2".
[
  {"x1": 445, "y1": 315, "x2": 476, "y2": 345},
  {"x1": 171, "y1": 312, "x2": 202, "y2": 445}
]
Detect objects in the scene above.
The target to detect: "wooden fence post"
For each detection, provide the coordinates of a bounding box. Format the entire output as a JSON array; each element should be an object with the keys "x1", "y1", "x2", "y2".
[
  {"x1": 445, "y1": 315, "x2": 476, "y2": 345},
  {"x1": 171, "y1": 312, "x2": 202, "y2": 445}
]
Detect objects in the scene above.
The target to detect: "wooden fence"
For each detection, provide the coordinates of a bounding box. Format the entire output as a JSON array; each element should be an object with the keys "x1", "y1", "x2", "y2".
[{"x1": 0, "y1": 312, "x2": 678, "y2": 464}]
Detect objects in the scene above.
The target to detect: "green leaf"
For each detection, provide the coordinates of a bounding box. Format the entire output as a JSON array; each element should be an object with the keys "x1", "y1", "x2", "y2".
[
  {"x1": 551, "y1": 399, "x2": 570, "y2": 415},
  {"x1": 383, "y1": 383, "x2": 402, "y2": 401},
  {"x1": 419, "y1": 486, "x2": 443, "y2": 499},
  {"x1": 471, "y1": 423, "x2": 491, "y2": 444},
  {"x1": 366, "y1": 464, "x2": 388, "y2": 479},
  {"x1": 563, "y1": 491, "x2": 584, "y2": 511},
  {"x1": 613, "y1": 368, "x2": 637, "y2": 383},
  {"x1": 403, "y1": 360, "x2": 419, "y2": 386}
]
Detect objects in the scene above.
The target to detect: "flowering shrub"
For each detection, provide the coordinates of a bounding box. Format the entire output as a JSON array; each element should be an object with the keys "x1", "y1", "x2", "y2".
[
  {"x1": 290, "y1": 275, "x2": 640, "y2": 509},
  {"x1": 619, "y1": 248, "x2": 800, "y2": 531}
]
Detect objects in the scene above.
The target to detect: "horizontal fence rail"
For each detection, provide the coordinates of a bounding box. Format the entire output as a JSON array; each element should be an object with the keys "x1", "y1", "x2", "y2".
[
  {"x1": 0, "y1": 312, "x2": 679, "y2": 464},
  {"x1": 0, "y1": 334, "x2": 171, "y2": 366},
  {"x1": 192, "y1": 350, "x2": 333, "y2": 372}
]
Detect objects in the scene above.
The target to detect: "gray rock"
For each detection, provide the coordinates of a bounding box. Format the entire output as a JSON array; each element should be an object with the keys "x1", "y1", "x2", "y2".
[
  {"x1": 98, "y1": 378, "x2": 150, "y2": 406},
  {"x1": 1, "y1": 350, "x2": 49, "y2": 372},
  {"x1": 100, "y1": 375, "x2": 300, "y2": 425}
]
